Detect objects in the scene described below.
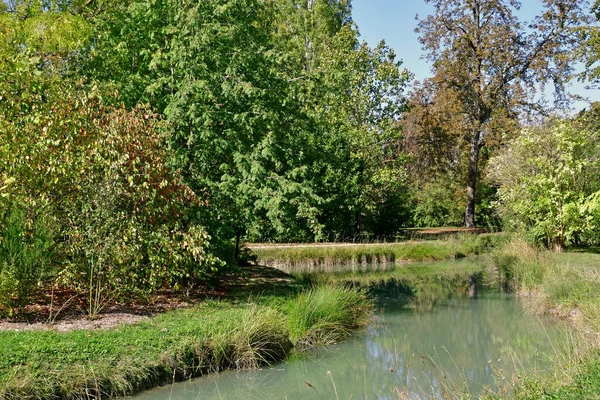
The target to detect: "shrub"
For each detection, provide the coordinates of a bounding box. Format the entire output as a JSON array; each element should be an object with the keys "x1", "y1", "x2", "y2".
[
  {"x1": 489, "y1": 120, "x2": 600, "y2": 249},
  {"x1": 0, "y1": 202, "x2": 53, "y2": 314},
  {"x1": 0, "y1": 77, "x2": 224, "y2": 312}
]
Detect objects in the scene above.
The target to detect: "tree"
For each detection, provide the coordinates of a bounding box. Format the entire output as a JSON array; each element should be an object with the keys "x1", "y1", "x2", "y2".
[
  {"x1": 0, "y1": 1, "x2": 221, "y2": 312},
  {"x1": 581, "y1": 0, "x2": 600, "y2": 84},
  {"x1": 489, "y1": 120, "x2": 600, "y2": 249},
  {"x1": 84, "y1": 0, "x2": 411, "y2": 246},
  {"x1": 272, "y1": 1, "x2": 412, "y2": 239},
  {"x1": 84, "y1": 0, "x2": 332, "y2": 251},
  {"x1": 417, "y1": 0, "x2": 588, "y2": 228}
]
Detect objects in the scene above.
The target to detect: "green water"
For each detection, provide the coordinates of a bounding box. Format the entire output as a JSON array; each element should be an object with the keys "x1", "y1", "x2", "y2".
[{"x1": 133, "y1": 293, "x2": 564, "y2": 399}]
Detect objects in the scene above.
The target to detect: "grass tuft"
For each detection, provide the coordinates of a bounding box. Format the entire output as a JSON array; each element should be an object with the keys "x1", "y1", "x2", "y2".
[{"x1": 286, "y1": 285, "x2": 372, "y2": 349}]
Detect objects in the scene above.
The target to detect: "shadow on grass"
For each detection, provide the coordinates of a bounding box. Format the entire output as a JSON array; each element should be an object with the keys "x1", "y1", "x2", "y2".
[
  {"x1": 568, "y1": 246, "x2": 600, "y2": 254},
  {"x1": 222, "y1": 264, "x2": 305, "y2": 299}
]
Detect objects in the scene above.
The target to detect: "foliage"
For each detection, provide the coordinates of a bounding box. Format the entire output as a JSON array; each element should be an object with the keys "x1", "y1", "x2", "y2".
[
  {"x1": 581, "y1": 0, "x2": 600, "y2": 85},
  {"x1": 0, "y1": 203, "x2": 53, "y2": 315},
  {"x1": 412, "y1": 177, "x2": 465, "y2": 227},
  {"x1": 489, "y1": 120, "x2": 600, "y2": 248},
  {"x1": 274, "y1": 6, "x2": 413, "y2": 239},
  {"x1": 82, "y1": 0, "x2": 413, "y2": 245},
  {"x1": 416, "y1": 0, "x2": 588, "y2": 228},
  {"x1": 0, "y1": 67, "x2": 221, "y2": 312},
  {"x1": 84, "y1": 0, "x2": 333, "y2": 248}
]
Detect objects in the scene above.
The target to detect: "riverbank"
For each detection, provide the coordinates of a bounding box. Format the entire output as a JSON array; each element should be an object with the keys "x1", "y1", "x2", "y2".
[
  {"x1": 284, "y1": 241, "x2": 600, "y2": 399},
  {"x1": 0, "y1": 285, "x2": 371, "y2": 399},
  {"x1": 483, "y1": 241, "x2": 600, "y2": 399},
  {"x1": 3, "y1": 239, "x2": 598, "y2": 399},
  {"x1": 251, "y1": 234, "x2": 503, "y2": 272},
  {"x1": 0, "y1": 252, "x2": 485, "y2": 400}
]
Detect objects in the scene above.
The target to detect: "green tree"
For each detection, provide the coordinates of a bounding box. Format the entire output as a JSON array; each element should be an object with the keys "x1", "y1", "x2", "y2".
[
  {"x1": 417, "y1": 0, "x2": 588, "y2": 228},
  {"x1": 489, "y1": 120, "x2": 600, "y2": 249},
  {"x1": 272, "y1": 1, "x2": 412, "y2": 239},
  {"x1": 86, "y1": 0, "x2": 412, "y2": 246},
  {"x1": 85, "y1": 0, "x2": 331, "y2": 252}
]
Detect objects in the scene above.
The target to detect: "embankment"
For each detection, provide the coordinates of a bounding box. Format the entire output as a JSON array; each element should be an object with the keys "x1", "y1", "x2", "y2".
[{"x1": 0, "y1": 286, "x2": 371, "y2": 400}]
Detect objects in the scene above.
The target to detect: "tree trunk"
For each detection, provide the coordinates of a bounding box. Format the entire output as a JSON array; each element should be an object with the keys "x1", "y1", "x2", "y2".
[
  {"x1": 465, "y1": 128, "x2": 482, "y2": 228},
  {"x1": 354, "y1": 210, "x2": 362, "y2": 242},
  {"x1": 234, "y1": 229, "x2": 241, "y2": 263},
  {"x1": 304, "y1": 0, "x2": 315, "y2": 72}
]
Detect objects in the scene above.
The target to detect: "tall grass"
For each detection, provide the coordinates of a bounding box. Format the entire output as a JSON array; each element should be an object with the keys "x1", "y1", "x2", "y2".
[
  {"x1": 482, "y1": 240, "x2": 600, "y2": 399},
  {"x1": 286, "y1": 285, "x2": 372, "y2": 349},
  {"x1": 485, "y1": 240, "x2": 600, "y2": 330}
]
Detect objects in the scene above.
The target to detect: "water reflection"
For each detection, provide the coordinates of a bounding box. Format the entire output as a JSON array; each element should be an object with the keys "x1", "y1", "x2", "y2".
[{"x1": 133, "y1": 293, "x2": 563, "y2": 400}]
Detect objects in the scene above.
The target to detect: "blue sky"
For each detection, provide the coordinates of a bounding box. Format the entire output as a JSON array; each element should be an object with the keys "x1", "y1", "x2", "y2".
[{"x1": 351, "y1": 0, "x2": 599, "y2": 110}]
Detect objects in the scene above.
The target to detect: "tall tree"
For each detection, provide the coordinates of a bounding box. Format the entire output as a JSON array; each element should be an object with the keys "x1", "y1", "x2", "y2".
[
  {"x1": 581, "y1": 0, "x2": 600, "y2": 84},
  {"x1": 417, "y1": 0, "x2": 588, "y2": 228},
  {"x1": 272, "y1": 1, "x2": 411, "y2": 239},
  {"x1": 83, "y1": 0, "x2": 329, "y2": 251}
]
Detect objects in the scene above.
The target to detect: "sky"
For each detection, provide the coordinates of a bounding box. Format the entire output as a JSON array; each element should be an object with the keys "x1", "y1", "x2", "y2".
[{"x1": 351, "y1": 0, "x2": 600, "y2": 111}]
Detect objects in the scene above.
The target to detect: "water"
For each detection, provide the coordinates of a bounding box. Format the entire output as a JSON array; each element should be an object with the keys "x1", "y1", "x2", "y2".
[{"x1": 133, "y1": 292, "x2": 564, "y2": 400}]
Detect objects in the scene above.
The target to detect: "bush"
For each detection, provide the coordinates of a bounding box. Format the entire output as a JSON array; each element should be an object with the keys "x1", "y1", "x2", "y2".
[
  {"x1": 0, "y1": 203, "x2": 53, "y2": 314},
  {"x1": 489, "y1": 120, "x2": 600, "y2": 249},
  {"x1": 1, "y1": 78, "x2": 224, "y2": 313}
]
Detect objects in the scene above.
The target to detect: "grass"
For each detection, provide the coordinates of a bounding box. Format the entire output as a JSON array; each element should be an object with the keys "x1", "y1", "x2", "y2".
[
  {"x1": 292, "y1": 258, "x2": 486, "y2": 316},
  {"x1": 0, "y1": 286, "x2": 372, "y2": 400},
  {"x1": 286, "y1": 285, "x2": 372, "y2": 349},
  {"x1": 485, "y1": 240, "x2": 600, "y2": 330},
  {"x1": 293, "y1": 257, "x2": 484, "y2": 287},
  {"x1": 252, "y1": 234, "x2": 504, "y2": 272},
  {"x1": 482, "y1": 240, "x2": 600, "y2": 399}
]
